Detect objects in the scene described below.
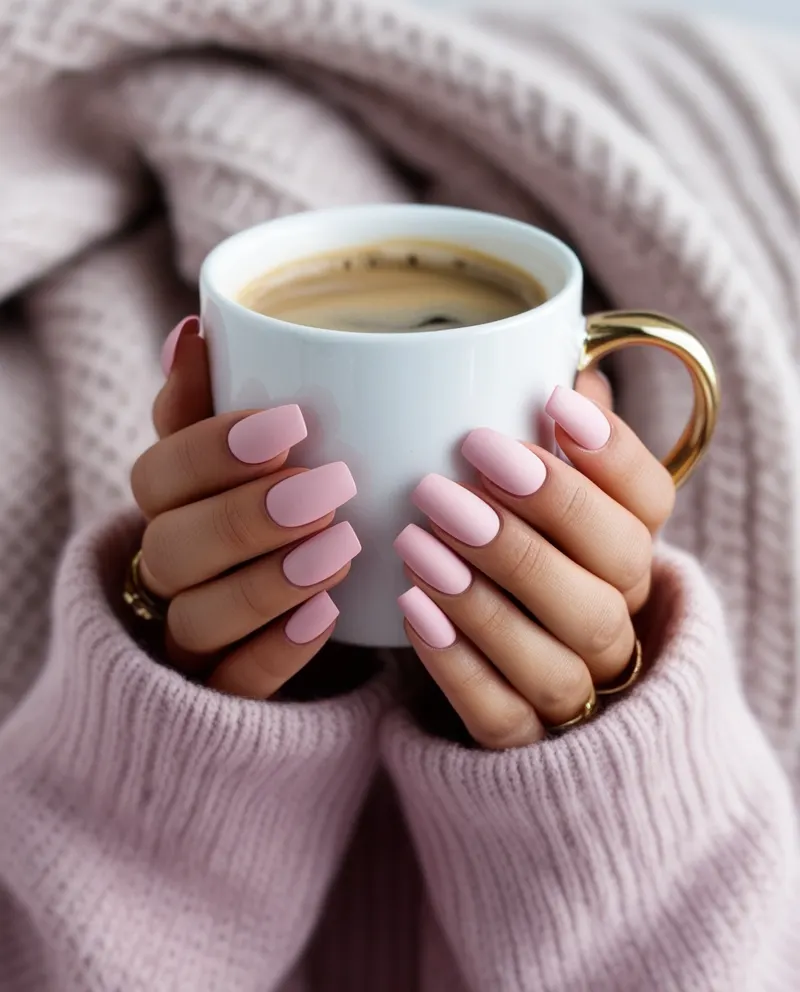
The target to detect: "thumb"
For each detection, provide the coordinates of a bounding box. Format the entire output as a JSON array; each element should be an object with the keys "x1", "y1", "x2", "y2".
[{"x1": 152, "y1": 315, "x2": 214, "y2": 438}]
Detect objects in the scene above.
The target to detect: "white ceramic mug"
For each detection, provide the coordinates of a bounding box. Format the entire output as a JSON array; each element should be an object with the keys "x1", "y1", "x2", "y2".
[{"x1": 200, "y1": 204, "x2": 719, "y2": 647}]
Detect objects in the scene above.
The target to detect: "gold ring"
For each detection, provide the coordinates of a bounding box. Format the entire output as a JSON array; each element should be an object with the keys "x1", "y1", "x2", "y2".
[
  {"x1": 595, "y1": 638, "x2": 643, "y2": 697},
  {"x1": 546, "y1": 684, "x2": 598, "y2": 735},
  {"x1": 123, "y1": 549, "x2": 168, "y2": 623}
]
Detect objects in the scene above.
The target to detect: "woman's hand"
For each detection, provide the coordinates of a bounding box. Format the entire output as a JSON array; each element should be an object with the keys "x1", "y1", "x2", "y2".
[
  {"x1": 394, "y1": 370, "x2": 675, "y2": 749},
  {"x1": 130, "y1": 316, "x2": 361, "y2": 698}
]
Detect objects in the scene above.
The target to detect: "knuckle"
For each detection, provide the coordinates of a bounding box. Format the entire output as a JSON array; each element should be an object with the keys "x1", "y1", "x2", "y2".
[
  {"x1": 167, "y1": 597, "x2": 204, "y2": 652},
  {"x1": 614, "y1": 523, "x2": 652, "y2": 592},
  {"x1": 585, "y1": 591, "x2": 631, "y2": 659},
  {"x1": 648, "y1": 473, "x2": 677, "y2": 530},
  {"x1": 471, "y1": 598, "x2": 508, "y2": 639},
  {"x1": 458, "y1": 655, "x2": 498, "y2": 694},
  {"x1": 233, "y1": 566, "x2": 278, "y2": 623},
  {"x1": 474, "y1": 701, "x2": 540, "y2": 750},
  {"x1": 625, "y1": 572, "x2": 652, "y2": 615},
  {"x1": 628, "y1": 458, "x2": 675, "y2": 532},
  {"x1": 244, "y1": 640, "x2": 293, "y2": 685},
  {"x1": 536, "y1": 658, "x2": 590, "y2": 716},
  {"x1": 556, "y1": 481, "x2": 591, "y2": 529},
  {"x1": 140, "y1": 518, "x2": 177, "y2": 596},
  {"x1": 172, "y1": 432, "x2": 204, "y2": 495},
  {"x1": 210, "y1": 492, "x2": 256, "y2": 557},
  {"x1": 502, "y1": 532, "x2": 549, "y2": 589}
]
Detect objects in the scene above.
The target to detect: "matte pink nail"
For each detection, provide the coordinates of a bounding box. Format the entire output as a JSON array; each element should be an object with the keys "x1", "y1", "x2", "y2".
[
  {"x1": 412, "y1": 474, "x2": 499, "y2": 547},
  {"x1": 545, "y1": 385, "x2": 611, "y2": 451},
  {"x1": 394, "y1": 524, "x2": 471, "y2": 595},
  {"x1": 228, "y1": 405, "x2": 307, "y2": 465},
  {"x1": 285, "y1": 591, "x2": 339, "y2": 645},
  {"x1": 161, "y1": 315, "x2": 200, "y2": 376},
  {"x1": 399, "y1": 587, "x2": 456, "y2": 649},
  {"x1": 267, "y1": 462, "x2": 356, "y2": 528},
  {"x1": 461, "y1": 428, "x2": 547, "y2": 496},
  {"x1": 283, "y1": 521, "x2": 361, "y2": 587}
]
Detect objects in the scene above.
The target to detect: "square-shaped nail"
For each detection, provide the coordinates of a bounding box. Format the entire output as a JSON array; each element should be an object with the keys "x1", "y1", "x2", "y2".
[
  {"x1": 228, "y1": 405, "x2": 307, "y2": 465},
  {"x1": 285, "y1": 591, "x2": 339, "y2": 644},
  {"x1": 394, "y1": 524, "x2": 471, "y2": 595},
  {"x1": 398, "y1": 587, "x2": 456, "y2": 649},
  {"x1": 412, "y1": 474, "x2": 499, "y2": 547},
  {"x1": 267, "y1": 462, "x2": 356, "y2": 528},
  {"x1": 282, "y1": 521, "x2": 361, "y2": 587},
  {"x1": 461, "y1": 428, "x2": 546, "y2": 496},
  {"x1": 545, "y1": 386, "x2": 611, "y2": 451}
]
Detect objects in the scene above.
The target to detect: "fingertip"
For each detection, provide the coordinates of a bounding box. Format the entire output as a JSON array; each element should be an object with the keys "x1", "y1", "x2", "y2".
[
  {"x1": 545, "y1": 384, "x2": 612, "y2": 452},
  {"x1": 227, "y1": 405, "x2": 308, "y2": 465},
  {"x1": 285, "y1": 591, "x2": 340, "y2": 645},
  {"x1": 573, "y1": 368, "x2": 614, "y2": 410},
  {"x1": 398, "y1": 586, "x2": 457, "y2": 649}
]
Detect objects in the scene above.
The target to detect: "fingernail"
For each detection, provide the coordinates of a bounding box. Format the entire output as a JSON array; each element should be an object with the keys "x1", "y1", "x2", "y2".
[
  {"x1": 412, "y1": 474, "x2": 499, "y2": 547},
  {"x1": 394, "y1": 524, "x2": 471, "y2": 595},
  {"x1": 283, "y1": 521, "x2": 361, "y2": 587},
  {"x1": 161, "y1": 315, "x2": 200, "y2": 376},
  {"x1": 461, "y1": 428, "x2": 546, "y2": 496},
  {"x1": 285, "y1": 591, "x2": 339, "y2": 644},
  {"x1": 399, "y1": 587, "x2": 456, "y2": 649},
  {"x1": 267, "y1": 462, "x2": 357, "y2": 528},
  {"x1": 545, "y1": 385, "x2": 611, "y2": 451},
  {"x1": 228, "y1": 405, "x2": 307, "y2": 465}
]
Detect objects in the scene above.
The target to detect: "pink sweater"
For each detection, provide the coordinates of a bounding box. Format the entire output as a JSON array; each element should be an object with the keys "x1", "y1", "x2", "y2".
[
  {"x1": 2, "y1": 0, "x2": 800, "y2": 988},
  {"x1": 1, "y1": 514, "x2": 797, "y2": 991}
]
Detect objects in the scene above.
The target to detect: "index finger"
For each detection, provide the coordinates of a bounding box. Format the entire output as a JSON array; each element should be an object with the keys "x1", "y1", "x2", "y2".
[{"x1": 131, "y1": 404, "x2": 308, "y2": 518}]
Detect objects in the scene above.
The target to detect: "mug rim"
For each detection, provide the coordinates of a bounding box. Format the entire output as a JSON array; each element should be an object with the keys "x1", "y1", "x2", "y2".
[{"x1": 200, "y1": 204, "x2": 583, "y2": 343}]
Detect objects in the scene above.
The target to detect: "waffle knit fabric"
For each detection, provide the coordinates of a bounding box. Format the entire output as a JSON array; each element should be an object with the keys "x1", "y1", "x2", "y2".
[{"x1": 1, "y1": 1, "x2": 800, "y2": 989}]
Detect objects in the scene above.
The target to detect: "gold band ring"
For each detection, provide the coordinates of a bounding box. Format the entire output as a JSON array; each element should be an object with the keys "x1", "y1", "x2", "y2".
[
  {"x1": 123, "y1": 549, "x2": 168, "y2": 623},
  {"x1": 546, "y1": 684, "x2": 598, "y2": 735},
  {"x1": 545, "y1": 639, "x2": 643, "y2": 735},
  {"x1": 595, "y1": 638, "x2": 643, "y2": 697}
]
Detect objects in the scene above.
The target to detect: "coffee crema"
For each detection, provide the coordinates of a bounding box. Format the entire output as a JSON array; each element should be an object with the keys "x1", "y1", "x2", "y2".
[{"x1": 237, "y1": 240, "x2": 547, "y2": 332}]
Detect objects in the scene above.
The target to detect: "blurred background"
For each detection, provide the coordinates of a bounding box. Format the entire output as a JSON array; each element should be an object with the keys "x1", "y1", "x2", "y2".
[{"x1": 424, "y1": 0, "x2": 799, "y2": 26}]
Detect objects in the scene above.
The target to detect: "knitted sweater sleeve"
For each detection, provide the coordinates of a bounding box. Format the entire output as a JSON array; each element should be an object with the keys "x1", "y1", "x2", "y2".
[
  {"x1": 0, "y1": 513, "x2": 386, "y2": 992},
  {"x1": 383, "y1": 546, "x2": 800, "y2": 992}
]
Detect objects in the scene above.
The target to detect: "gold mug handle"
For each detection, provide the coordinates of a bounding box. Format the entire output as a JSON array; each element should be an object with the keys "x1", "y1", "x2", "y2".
[{"x1": 579, "y1": 312, "x2": 720, "y2": 488}]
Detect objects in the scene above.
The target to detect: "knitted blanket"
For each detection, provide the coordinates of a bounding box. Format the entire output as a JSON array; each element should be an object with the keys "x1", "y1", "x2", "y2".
[
  {"x1": 2, "y1": 2, "x2": 800, "y2": 989},
  {"x1": 11, "y1": 1, "x2": 796, "y2": 737}
]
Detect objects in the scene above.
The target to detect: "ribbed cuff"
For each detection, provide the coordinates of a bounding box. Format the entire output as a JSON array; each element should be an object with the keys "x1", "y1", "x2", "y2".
[
  {"x1": 383, "y1": 547, "x2": 799, "y2": 992},
  {"x1": 0, "y1": 511, "x2": 389, "y2": 984}
]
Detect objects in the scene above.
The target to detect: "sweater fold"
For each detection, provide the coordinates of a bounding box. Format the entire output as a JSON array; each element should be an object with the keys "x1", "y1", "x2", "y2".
[
  {"x1": 383, "y1": 547, "x2": 800, "y2": 991},
  {"x1": 0, "y1": 513, "x2": 390, "y2": 991}
]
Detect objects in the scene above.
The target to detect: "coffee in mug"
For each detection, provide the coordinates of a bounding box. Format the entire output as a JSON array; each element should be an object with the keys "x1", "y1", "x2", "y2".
[
  {"x1": 237, "y1": 241, "x2": 547, "y2": 332},
  {"x1": 201, "y1": 205, "x2": 719, "y2": 647}
]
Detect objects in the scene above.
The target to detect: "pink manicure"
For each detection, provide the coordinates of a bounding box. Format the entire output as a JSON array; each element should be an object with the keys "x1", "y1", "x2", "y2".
[
  {"x1": 398, "y1": 587, "x2": 457, "y2": 649},
  {"x1": 412, "y1": 474, "x2": 500, "y2": 547},
  {"x1": 545, "y1": 385, "x2": 611, "y2": 451},
  {"x1": 228, "y1": 405, "x2": 307, "y2": 465},
  {"x1": 285, "y1": 591, "x2": 339, "y2": 644},
  {"x1": 161, "y1": 315, "x2": 200, "y2": 376},
  {"x1": 267, "y1": 462, "x2": 356, "y2": 528},
  {"x1": 283, "y1": 521, "x2": 361, "y2": 587},
  {"x1": 394, "y1": 524, "x2": 471, "y2": 595},
  {"x1": 461, "y1": 428, "x2": 547, "y2": 496}
]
